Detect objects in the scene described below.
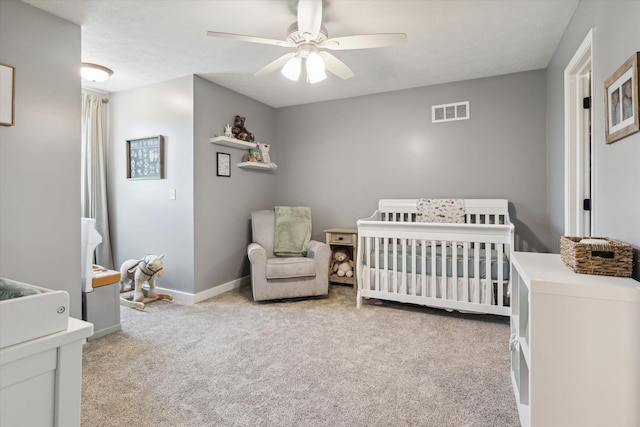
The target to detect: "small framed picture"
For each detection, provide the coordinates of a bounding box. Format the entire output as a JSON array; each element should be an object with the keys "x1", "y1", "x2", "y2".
[
  {"x1": 126, "y1": 135, "x2": 164, "y2": 180},
  {"x1": 249, "y1": 148, "x2": 264, "y2": 163},
  {"x1": 604, "y1": 52, "x2": 639, "y2": 144},
  {"x1": 0, "y1": 64, "x2": 16, "y2": 126},
  {"x1": 217, "y1": 152, "x2": 231, "y2": 177}
]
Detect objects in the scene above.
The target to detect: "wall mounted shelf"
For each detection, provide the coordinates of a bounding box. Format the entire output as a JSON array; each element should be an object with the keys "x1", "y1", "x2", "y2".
[
  {"x1": 210, "y1": 136, "x2": 276, "y2": 172},
  {"x1": 237, "y1": 162, "x2": 277, "y2": 171},
  {"x1": 209, "y1": 136, "x2": 256, "y2": 149}
]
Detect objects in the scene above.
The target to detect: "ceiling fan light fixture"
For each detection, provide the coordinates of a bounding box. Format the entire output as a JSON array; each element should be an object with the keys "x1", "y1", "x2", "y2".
[
  {"x1": 81, "y1": 63, "x2": 113, "y2": 83},
  {"x1": 306, "y1": 52, "x2": 326, "y2": 84},
  {"x1": 281, "y1": 55, "x2": 302, "y2": 81},
  {"x1": 207, "y1": 0, "x2": 406, "y2": 84}
]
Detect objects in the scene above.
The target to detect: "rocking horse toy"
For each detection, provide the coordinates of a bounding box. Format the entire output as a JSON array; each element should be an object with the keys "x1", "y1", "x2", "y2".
[{"x1": 119, "y1": 254, "x2": 172, "y2": 310}]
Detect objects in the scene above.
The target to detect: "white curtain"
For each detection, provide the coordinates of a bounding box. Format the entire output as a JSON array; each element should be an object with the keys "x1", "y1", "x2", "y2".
[{"x1": 81, "y1": 92, "x2": 113, "y2": 269}]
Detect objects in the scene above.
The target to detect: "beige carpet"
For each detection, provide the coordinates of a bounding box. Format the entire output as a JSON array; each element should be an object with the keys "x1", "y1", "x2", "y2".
[{"x1": 81, "y1": 284, "x2": 519, "y2": 426}]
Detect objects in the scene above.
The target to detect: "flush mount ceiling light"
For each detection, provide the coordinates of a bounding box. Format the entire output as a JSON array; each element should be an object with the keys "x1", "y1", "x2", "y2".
[
  {"x1": 81, "y1": 63, "x2": 113, "y2": 83},
  {"x1": 207, "y1": 0, "x2": 406, "y2": 84}
]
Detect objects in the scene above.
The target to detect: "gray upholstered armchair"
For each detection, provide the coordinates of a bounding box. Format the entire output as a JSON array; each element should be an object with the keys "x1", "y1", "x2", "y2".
[{"x1": 248, "y1": 209, "x2": 331, "y2": 302}]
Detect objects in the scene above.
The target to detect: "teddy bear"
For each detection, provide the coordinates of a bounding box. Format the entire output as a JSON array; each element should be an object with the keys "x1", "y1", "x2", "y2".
[
  {"x1": 231, "y1": 115, "x2": 255, "y2": 142},
  {"x1": 331, "y1": 248, "x2": 354, "y2": 278}
]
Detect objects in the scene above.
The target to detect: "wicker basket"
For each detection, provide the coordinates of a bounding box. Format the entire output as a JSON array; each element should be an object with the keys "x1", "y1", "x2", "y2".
[{"x1": 560, "y1": 236, "x2": 632, "y2": 277}]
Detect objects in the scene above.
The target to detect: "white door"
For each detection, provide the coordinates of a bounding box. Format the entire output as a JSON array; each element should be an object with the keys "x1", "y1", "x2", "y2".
[
  {"x1": 565, "y1": 30, "x2": 594, "y2": 237},
  {"x1": 579, "y1": 71, "x2": 592, "y2": 235}
]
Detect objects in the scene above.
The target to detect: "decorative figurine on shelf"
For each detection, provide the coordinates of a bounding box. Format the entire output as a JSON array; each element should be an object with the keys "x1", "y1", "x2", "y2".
[
  {"x1": 224, "y1": 123, "x2": 233, "y2": 137},
  {"x1": 257, "y1": 142, "x2": 271, "y2": 163},
  {"x1": 119, "y1": 254, "x2": 172, "y2": 310},
  {"x1": 231, "y1": 115, "x2": 255, "y2": 142},
  {"x1": 242, "y1": 149, "x2": 260, "y2": 162}
]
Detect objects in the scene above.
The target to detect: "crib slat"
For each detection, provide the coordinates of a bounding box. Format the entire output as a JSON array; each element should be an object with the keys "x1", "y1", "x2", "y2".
[
  {"x1": 430, "y1": 240, "x2": 437, "y2": 298},
  {"x1": 392, "y1": 238, "x2": 398, "y2": 293},
  {"x1": 497, "y1": 243, "x2": 504, "y2": 307},
  {"x1": 383, "y1": 238, "x2": 389, "y2": 292},
  {"x1": 420, "y1": 239, "x2": 427, "y2": 297},
  {"x1": 374, "y1": 238, "x2": 380, "y2": 292},
  {"x1": 463, "y1": 242, "x2": 469, "y2": 302},
  {"x1": 441, "y1": 240, "x2": 447, "y2": 300},
  {"x1": 365, "y1": 236, "x2": 371, "y2": 291},
  {"x1": 452, "y1": 242, "x2": 458, "y2": 301},
  {"x1": 485, "y1": 244, "x2": 492, "y2": 305},
  {"x1": 411, "y1": 239, "x2": 417, "y2": 296},
  {"x1": 474, "y1": 244, "x2": 480, "y2": 303},
  {"x1": 401, "y1": 239, "x2": 407, "y2": 294}
]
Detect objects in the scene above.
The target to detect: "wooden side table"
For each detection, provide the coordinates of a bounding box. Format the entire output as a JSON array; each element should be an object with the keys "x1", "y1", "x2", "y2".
[{"x1": 324, "y1": 228, "x2": 357, "y2": 288}]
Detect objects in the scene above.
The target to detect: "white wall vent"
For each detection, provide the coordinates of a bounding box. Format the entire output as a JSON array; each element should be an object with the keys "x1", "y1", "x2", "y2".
[{"x1": 432, "y1": 101, "x2": 469, "y2": 123}]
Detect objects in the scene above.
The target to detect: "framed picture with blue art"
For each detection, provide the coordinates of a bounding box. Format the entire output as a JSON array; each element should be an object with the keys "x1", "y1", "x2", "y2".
[
  {"x1": 604, "y1": 52, "x2": 639, "y2": 144},
  {"x1": 126, "y1": 135, "x2": 164, "y2": 179}
]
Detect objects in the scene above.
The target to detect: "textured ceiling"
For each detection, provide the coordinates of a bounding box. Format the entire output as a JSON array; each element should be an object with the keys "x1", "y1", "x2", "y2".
[{"x1": 23, "y1": 0, "x2": 579, "y2": 108}]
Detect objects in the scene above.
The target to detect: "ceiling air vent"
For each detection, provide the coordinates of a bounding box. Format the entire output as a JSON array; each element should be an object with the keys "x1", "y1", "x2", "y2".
[{"x1": 432, "y1": 101, "x2": 469, "y2": 123}]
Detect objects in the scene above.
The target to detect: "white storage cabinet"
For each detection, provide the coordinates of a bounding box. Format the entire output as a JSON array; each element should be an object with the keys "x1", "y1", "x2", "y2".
[{"x1": 510, "y1": 252, "x2": 639, "y2": 427}]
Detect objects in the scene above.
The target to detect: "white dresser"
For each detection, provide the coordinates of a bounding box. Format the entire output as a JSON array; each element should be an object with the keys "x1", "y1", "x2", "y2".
[
  {"x1": 0, "y1": 317, "x2": 93, "y2": 427},
  {"x1": 510, "y1": 252, "x2": 640, "y2": 427}
]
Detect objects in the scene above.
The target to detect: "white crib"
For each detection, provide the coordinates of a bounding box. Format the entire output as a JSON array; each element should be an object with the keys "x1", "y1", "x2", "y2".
[{"x1": 356, "y1": 199, "x2": 514, "y2": 316}]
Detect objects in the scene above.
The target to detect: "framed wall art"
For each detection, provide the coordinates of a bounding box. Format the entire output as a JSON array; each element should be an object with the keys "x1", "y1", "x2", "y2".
[
  {"x1": 217, "y1": 152, "x2": 231, "y2": 177},
  {"x1": 0, "y1": 64, "x2": 16, "y2": 126},
  {"x1": 126, "y1": 135, "x2": 164, "y2": 180},
  {"x1": 604, "y1": 52, "x2": 639, "y2": 144},
  {"x1": 249, "y1": 148, "x2": 264, "y2": 163}
]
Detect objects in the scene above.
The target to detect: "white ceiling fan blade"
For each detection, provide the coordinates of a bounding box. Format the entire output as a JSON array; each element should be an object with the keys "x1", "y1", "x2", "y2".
[
  {"x1": 255, "y1": 52, "x2": 297, "y2": 77},
  {"x1": 297, "y1": 0, "x2": 322, "y2": 41},
  {"x1": 321, "y1": 33, "x2": 407, "y2": 50},
  {"x1": 319, "y1": 52, "x2": 355, "y2": 80},
  {"x1": 207, "y1": 31, "x2": 292, "y2": 47}
]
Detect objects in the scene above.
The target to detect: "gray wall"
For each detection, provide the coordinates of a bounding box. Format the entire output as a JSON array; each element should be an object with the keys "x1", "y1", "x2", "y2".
[
  {"x1": 275, "y1": 70, "x2": 549, "y2": 252},
  {"x1": 546, "y1": 1, "x2": 640, "y2": 266},
  {"x1": 193, "y1": 76, "x2": 276, "y2": 293},
  {"x1": 0, "y1": 0, "x2": 83, "y2": 318},
  {"x1": 110, "y1": 70, "x2": 548, "y2": 296},
  {"x1": 108, "y1": 76, "x2": 195, "y2": 294},
  {"x1": 108, "y1": 76, "x2": 276, "y2": 296}
]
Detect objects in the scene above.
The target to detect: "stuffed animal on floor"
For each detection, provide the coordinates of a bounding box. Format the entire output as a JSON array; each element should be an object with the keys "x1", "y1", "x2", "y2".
[
  {"x1": 331, "y1": 248, "x2": 354, "y2": 278},
  {"x1": 119, "y1": 254, "x2": 172, "y2": 309}
]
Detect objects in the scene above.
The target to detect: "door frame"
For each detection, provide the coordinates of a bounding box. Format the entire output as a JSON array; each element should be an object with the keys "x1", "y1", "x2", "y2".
[{"x1": 564, "y1": 29, "x2": 595, "y2": 236}]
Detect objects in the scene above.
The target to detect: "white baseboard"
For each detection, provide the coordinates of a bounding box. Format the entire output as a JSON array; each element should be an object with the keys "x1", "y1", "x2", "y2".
[{"x1": 154, "y1": 275, "x2": 250, "y2": 305}]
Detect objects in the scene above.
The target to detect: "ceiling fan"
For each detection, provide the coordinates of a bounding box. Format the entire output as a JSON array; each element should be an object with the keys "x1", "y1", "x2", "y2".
[{"x1": 207, "y1": 0, "x2": 407, "y2": 83}]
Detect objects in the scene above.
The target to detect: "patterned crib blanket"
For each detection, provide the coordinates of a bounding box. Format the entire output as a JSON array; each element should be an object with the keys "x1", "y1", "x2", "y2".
[{"x1": 416, "y1": 199, "x2": 465, "y2": 223}]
